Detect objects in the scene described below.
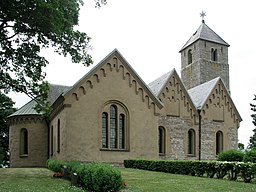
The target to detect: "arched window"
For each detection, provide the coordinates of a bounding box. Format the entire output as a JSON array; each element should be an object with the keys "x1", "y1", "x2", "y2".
[
  {"x1": 211, "y1": 48, "x2": 218, "y2": 61},
  {"x1": 102, "y1": 112, "x2": 108, "y2": 148},
  {"x1": 101, "y1": 101, "x2": 129, "y2": 150},
  {"x1": 110, "y1": 105, "x2": 117, "y2": 148},
  {"x1": 57, "y1": 119, "x2": 60, "y2": 153},
  {"x1": 216, "y1": 131, "x2": 223, "y2": 155},
  {"x1": 188, "y1": 129, "x2": 196, "y2": 155},
  {"x1": 188, "y1": 49, "x2": 192, "y2": 64},
  {"x1": 20, "y1": 128, "x2": 28, "y2": 155},
  {"x1": 50, "y1": 126, "x2": 53, "y2": 156},
  {"x1": 119, "y1": 114, "x2": 125, "y2": 149},
  {"x1": 158, "y1": 127, "x2": 166, "y2": 155}
]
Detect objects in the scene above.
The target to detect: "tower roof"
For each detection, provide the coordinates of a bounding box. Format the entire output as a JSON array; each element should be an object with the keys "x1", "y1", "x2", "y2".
[{"x1": 179, "y1": 21, "x2": 229, "y2": 52}]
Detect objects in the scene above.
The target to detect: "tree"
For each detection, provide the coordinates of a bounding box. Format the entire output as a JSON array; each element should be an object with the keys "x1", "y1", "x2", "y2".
[
  {"x1": 0, "y1": 0, "x2": 106, "y2": 115},
  {"x1": 0, "y1": 93, "x2": 16, "y2": 167},
  {"x1": 248, "y1": 95, "x2": 256, "y2": 149}
]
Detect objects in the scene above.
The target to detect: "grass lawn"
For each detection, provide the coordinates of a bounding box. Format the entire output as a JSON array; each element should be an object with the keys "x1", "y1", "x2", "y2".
[
  {"x1": 0, "y1": 168, "x2": 83, "y2": 192},
  {"x1": 121, "y1": 168, "x2": 256, "y2": 192},
  {"x1": 1, "y1": 168, "x2": 256, "y2": 192}
]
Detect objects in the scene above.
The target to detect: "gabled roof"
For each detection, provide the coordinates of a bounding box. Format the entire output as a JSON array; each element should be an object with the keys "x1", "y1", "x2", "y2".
[
  {"x1": 188, "y1": 77, "x2": 219, "y2": 109},
  {"x1": 148, "y1": 69, "x2": 197, "y2": 114},
  {"x1": 179, "y1": 21, "x2": 229, "y2": 52},
  {"x1": 148, "y1": 70, "x2": 174, "y2": 97},
  {"x1": 188, "y1": 77, "x2": 242, "y2": 121},
  {"x1": 64, "y1": 49, "x2": 164, "y2": 109},
  {"x1": 9, "y1": 84, "x2": 70, "y2": 117}
]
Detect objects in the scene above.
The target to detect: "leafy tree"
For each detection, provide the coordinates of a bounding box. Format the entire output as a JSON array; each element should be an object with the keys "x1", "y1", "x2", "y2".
[
  {"x1": 248, "y1": 95, "x2": 256, "y2": 149},
  {"x1": 0, "y1": 93, "x2": 16, "y2": 167},
  {"x1": 238, "y1": 142, "x2": 245, "y2": 151},
  {"x1": 0, "y1": 0, "x2": 106, "y2": 115}
]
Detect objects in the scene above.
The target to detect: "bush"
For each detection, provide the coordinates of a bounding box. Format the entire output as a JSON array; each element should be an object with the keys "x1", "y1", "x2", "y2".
[
  {"x1": 124, "y1": 159, "x2": 256, "y2": 183},
  {"x1": 46, "y1": 159, "x2": 124, "y2": 191},
  {"x1": 217, "y1": 149, "x2": 244, "y2": 162},
  {"x1": 46, "y1": 159, "x2": 65, "y2": 172},
  {"x1": 81, "y1": 162, "x2": 123, "y2": 192},
  {"x1": 243, "y1": 149, "x2": 256, "y2": 163}
]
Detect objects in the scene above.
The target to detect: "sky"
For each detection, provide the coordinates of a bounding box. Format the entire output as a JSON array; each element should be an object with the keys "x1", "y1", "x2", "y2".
[{"x1": 9, "y1": 0, "x2": 256, "y2": 146}]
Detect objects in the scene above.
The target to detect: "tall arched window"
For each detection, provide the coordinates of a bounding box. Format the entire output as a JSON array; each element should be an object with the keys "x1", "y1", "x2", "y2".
[
  {"x1": 188, "y1": 129, "x2": 196, "y2": 155},
  {"x1": 216, "y1": 131, "x2": 223, "y2": 155},
  {"x1": 211, "y1": 48, "x2": 218, "y2": 61},
  {"x1": 110, "y1": 105, "x2": 117, "y2": 148},
  {"x1": 101, "y1": 101, "x2": 129, "y2": 150},
  {"x1": 188, "y1": 49, "x2": 192, "y2": 64},
  {"x1": 158, "y1": 126, "x2": 166, "y2": 155},
  {"x1": 57, "y1": 119, "x2": 60, "y2": 153},
  {"x1": 119, "y1": 114, "x2": 125, "y2": 149},
  {"x1": 20, "y1": 128, "x2": 28, "y2": 155},
  {"x1": 50, "y1": 126, "x2": 53, "y2": 156},
  {"x1": 102, "y1": 112, "x2": 108, "y2": 148}
]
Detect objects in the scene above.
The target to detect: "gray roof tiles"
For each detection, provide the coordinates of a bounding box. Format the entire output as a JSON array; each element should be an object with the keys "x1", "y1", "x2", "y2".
[
  {"x1": 187, "y1": 77, "x2": 220, "y2": 109},
  {"x1": 148, "y1": 70, "x2": 173, "y2": 97},
  {"x1": 9, "y1": 84, "x2": 70, "y2": 117},
  {"x1": 180, "y1": 21, "x2": 229, "y2": 52}
]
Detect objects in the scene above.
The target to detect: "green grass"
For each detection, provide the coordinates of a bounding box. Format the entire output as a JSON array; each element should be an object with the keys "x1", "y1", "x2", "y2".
[
  {"x1": 121, "y1": 168, "x2": 256, "y2": 192},
  {"x1": 1, "y1": 168, "x2": 256, "y2": 192},
  {"x1": 0, "y1": 168, "x2": 83, "y2": 192}
]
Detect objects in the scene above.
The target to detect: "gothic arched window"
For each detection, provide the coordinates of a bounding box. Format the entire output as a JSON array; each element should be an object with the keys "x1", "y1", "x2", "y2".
[
  {"x1": 216, "y1": 131, "x2": 223, "y2": 155},
  {"x1": 188, "y1": 129, "x2": 196, "y2": 155}
]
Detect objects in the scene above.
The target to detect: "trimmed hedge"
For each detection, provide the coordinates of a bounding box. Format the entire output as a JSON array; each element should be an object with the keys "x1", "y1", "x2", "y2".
[
  {"x1": 46, "y1": 159, "x2": 124, "y2": 191},
  {"x1": 217, "y1": 149, "x2": 244, "y2": 162},
  {"x1": 124, "y1": 159, "x2": 256, "y2": 183}
]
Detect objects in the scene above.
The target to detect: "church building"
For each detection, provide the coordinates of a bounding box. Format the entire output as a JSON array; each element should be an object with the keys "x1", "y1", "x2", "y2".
[{"x1": 8, "y1": 19, "x2": 242, "y2": 167}]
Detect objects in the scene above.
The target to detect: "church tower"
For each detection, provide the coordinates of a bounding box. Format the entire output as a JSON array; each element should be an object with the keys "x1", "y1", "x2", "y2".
[{"x1": 179, "y1": 13, "x2": 230, "y2": 91}]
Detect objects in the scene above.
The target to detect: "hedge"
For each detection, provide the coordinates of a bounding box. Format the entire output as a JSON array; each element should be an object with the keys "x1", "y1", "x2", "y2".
[
  {"x1": 46, "y1": 159, "x2": 124, "y2": 191},
  {"x1": 124, "y1": 159, "x2": 256, "y2": 183}
]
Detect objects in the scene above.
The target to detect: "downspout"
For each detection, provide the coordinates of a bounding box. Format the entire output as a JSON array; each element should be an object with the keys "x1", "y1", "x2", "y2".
[{"x1": 197, "y1": 109, "x2": 202, "y2": 161}]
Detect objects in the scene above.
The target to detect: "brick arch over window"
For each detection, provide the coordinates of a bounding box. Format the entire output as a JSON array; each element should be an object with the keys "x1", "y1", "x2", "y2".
[
  {"x1": 101, "y1": 101, "x2": 129, "y2": 150},
  {"x1": 158, "y1": 126, "x2": 166, "y2": 155},
  {"x1": 188, "y1": 129, "x2": 196, "y2": 156},
  {"x1": 20, "y1": 128, "x2": 28, "y2": 156},
  {"x1": 216, "y1": 131, "x2": 223, "y2": 155}
]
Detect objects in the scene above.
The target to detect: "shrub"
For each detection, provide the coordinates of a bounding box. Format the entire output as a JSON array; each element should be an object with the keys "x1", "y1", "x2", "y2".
[
  {"x1": 217, "y1": 149, "x2": 244, "y2": 162},
  {"x1": 46, "y1": 159, "x2": 65, "y2": 172},
  {"x1": 243, "y1": 149, "x2": 256, "y2": 163},
  {"x1": 46, "y1": 160, "x2": 124, "y2": 191},
  {"x1": 81, "y1": 162, "x2": 123, "y2": 192}
]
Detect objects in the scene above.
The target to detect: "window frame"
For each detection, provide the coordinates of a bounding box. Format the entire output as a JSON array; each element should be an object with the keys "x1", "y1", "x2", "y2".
[
  {"x1": 20, "y1": 128, "x2": 28, "y2": 157},
  {"x1": 101, "y1": 101, "x2": 129, "y2": 151},
  {"x1": 158, "y1": 126, "x2": 166, "y2": 156},
  {"x1": 216, "y1": 130, "x2": 223, "y2": 155},
  {"x1": 187, "y1": 129, "x2": 196, "y2": 156}
]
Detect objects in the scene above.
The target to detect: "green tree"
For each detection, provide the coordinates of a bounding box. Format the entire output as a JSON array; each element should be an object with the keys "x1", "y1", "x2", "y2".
[
  {"x1": 248, "y1": 95, "x2": 256, "y2": 149},
  {"x1": 0, "y1": 93, "x2": 16, "y2": 167},
  {"x1": 0, "y1": 0, "x2": 106, "y2": 115}
]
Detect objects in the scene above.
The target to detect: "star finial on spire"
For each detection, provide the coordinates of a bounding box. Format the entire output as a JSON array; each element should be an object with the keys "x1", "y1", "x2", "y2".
[{"x1": 200, "y1": 11, "x2": 206, "y2": 23}]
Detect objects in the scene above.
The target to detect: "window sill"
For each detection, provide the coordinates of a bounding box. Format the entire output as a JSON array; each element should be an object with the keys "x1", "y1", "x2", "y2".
[
  {"x1": 187, "y1": 154, "x2": 196, "y2": 157},
  {"x1": 100, "y1": 148, "x2": 130, "y2": 152},
  {"x1": 159, "y1": 153, "x2": 166, "y2": 156},
  {"x1": 20, "y1": 154, "x2": 28, "y2": 158}
]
